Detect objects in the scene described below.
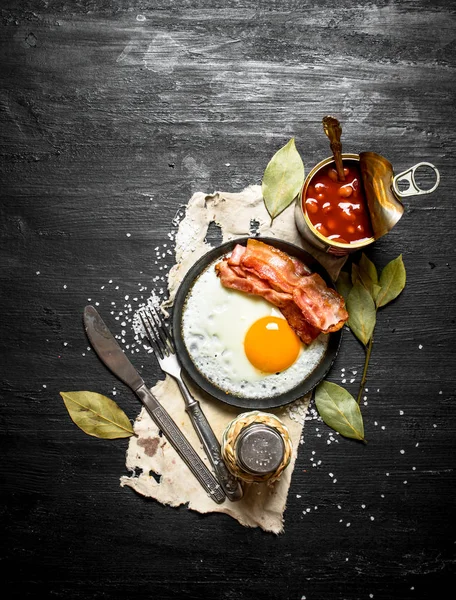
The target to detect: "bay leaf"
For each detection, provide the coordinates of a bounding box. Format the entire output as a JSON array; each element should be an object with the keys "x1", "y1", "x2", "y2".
[
  {"x1": 376, "y1": 254, "x2": 406, "y2": 308},
  {"x1": 60, "y1": 391, "x2": 134, "y2": 439},
  {"x1": 261, "y1": 138, "x2": 305, "y2": 221},
  {"x1": 336, "y1": 270, "x2": 352, "y2": 302},
  {"x1": 315, "y1": 381, "x2": 365, "y2": 441},
  {"x1": 359, "y1": 253, "x2": 378, "y2": 285},
  {"x1": 352, "y1": 257, "x2": 381, "y2": 302},
  {"x1": 358, "y1": 254, "x2": 381, "y2": 302},
  {"x1": 346, "y1": 281, "x2": 376, "y2": 345}
]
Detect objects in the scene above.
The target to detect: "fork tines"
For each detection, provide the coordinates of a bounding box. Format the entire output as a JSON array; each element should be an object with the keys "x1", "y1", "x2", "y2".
[{"x1": 138, "y1": 304, "x2": 174, "y2": 359}]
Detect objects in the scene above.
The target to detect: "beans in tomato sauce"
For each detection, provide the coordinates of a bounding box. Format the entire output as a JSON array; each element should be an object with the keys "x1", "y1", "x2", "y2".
[{"x1": 304, "y1": 161, "x2": 373, "y2": 244}]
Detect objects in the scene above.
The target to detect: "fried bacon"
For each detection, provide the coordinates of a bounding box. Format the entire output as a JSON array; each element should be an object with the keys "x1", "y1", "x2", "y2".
[
  {"x1": 293, "y1": 273, "x2": 348, "y2": 333},
  {"x1": 240, "y1": 238, "x2": 304, "y2": 294},
  {"x1": 215, "y1": 239, "x2": 348, "y2": 344}
]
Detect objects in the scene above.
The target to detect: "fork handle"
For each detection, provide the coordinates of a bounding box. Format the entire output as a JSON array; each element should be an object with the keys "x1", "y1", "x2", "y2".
[
  {"x1": 135, "y1": 384, "x2": 226, "y2": 504},
  {"x1": 176, "y1": 379, "x2": 244, "y2": 502}
]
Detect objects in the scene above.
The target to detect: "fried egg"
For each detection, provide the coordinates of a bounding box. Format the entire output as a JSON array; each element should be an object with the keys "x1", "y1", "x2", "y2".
[{"x1": 181, "y1": 256, "x2": 329, "y2": 399}]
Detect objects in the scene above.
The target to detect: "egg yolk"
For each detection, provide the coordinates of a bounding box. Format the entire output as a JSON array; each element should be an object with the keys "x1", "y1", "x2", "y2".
[{"x1": 244, "y1": 316, "x2": 301, "y2": 373}]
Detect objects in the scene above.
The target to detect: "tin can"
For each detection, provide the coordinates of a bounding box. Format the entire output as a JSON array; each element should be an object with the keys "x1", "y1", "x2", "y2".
[
  {"x1": 221, "y1": 410, "x2": 293, "y2": 484},
  {"x1": 294, "y1": 152, "x2": 440, "y2": 256}
]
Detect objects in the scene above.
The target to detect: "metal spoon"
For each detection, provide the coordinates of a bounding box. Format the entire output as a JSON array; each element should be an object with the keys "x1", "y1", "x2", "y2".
[{"x1": 322, "y1": 115, "x2": 346, "y2": 181}]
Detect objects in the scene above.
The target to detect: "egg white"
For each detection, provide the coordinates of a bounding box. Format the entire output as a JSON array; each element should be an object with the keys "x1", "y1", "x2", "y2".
[{"x1": 181, "y1": 256, "x2": 329, "y2": 399}]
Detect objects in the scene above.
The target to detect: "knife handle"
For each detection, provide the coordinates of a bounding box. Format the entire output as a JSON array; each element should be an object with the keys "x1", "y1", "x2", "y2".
[
  {"x1": 135, "y1": 384, "x2": 226, "y2": 504},
  {"x1": 176, "y1": 379, "x2": 243, "y2": 502}
]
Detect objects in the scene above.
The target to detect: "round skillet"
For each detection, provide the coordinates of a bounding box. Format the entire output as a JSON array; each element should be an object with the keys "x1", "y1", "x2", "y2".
[{"x1": 172, "y1": 237, "x2": 342, "y2": 410}]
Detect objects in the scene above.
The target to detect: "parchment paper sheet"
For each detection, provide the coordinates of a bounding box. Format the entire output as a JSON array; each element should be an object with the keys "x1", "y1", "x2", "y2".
[{"x1": 120, "y1": 186, "x2": 346, "y2": 534}]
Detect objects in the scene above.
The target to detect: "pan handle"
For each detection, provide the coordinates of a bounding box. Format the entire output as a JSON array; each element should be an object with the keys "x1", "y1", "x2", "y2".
[{"x1": 392, "y1": 162, "x2": 440, "y2": 198}]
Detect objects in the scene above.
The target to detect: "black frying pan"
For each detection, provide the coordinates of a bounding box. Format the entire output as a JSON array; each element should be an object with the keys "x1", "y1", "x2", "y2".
[{"x1": 172, "y1": 237, "x2": 342, "y2": 410}]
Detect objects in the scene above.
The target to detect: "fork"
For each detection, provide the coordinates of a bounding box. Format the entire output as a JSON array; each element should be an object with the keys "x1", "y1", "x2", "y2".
[{"x1": 138, "y1": 304, "x2": 243, "y2": 502}]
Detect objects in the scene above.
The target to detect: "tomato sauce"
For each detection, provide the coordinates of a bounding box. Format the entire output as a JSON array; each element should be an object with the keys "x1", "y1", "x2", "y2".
[{"x1": 303, "y1": 160, "x2": 373, "y2": 244}]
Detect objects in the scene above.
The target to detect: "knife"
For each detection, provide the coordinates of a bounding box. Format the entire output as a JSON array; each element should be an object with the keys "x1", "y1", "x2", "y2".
[{"x1": 83, "y1": 305, "x2": 226, "y2": 504}]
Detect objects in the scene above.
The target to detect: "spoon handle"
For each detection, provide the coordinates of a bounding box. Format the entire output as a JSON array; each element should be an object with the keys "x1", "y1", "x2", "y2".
[{"x1": 322, "y1": 116, "x2": 346, "y2": 181}]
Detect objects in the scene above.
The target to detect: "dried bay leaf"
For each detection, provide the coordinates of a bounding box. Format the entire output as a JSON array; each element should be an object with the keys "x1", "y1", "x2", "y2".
[
  {"x1": 346, "y1": 281, "x2": 376, "y2": 345},
  {"x1": 261, "y1": 138, "x2": 305, "y2": 221},
  {"x1": 60, "y1": 391, "x2": 134, "y2": 439},
  {"x1": 376, "y1": 254, "x2": 406, "y2": 308},
  {"x1": 359, "y1": 253, "x2": 378, "y2": 285},
  {"x1": 336, "y1": 270, "x2": 352, "y2": 302},
  {"x1": 315, "y1": 381, "x2": 365, "y2": 442}
]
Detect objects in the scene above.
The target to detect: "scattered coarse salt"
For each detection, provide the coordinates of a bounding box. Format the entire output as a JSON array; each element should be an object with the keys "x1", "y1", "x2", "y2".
[
  {"x1": 126, "y1": 233, "x2": 131, "y2": 237},
  {"x1": 419, "y1": 344, "x2": 423, "y2": 349},
  {"x1": 400, "y1": 449, "x2": 405, "y2": 454},
  {"x1": 36, "y1": 271, "x2": 40, "y2": 275}
]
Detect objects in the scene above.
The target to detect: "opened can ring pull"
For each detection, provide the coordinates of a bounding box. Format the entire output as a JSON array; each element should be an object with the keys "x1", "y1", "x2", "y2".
[{"x1": 392, "y1": 162, "x2": 440, "y2": 198}]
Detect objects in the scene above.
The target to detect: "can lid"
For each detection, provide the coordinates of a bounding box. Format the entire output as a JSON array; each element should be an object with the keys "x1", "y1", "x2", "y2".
[{"x1": 235, "y1": 424, "x2": 285, "y2": 475}]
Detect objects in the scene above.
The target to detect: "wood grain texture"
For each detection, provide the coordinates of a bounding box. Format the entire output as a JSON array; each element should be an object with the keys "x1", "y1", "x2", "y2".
[{"x1": 1, "y1": 1, "x2": 455, "y2": 598}]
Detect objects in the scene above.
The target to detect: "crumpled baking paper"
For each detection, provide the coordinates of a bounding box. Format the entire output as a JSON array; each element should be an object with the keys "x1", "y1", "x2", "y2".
[{"x1": 120, "y1": 185, "x2": 346, "y2": 533}]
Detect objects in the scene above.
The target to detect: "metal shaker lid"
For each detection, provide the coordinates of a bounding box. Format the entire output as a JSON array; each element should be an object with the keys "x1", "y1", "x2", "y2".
[{"x1": 235, "y1": 424, "x2": 285, "y2": 475}]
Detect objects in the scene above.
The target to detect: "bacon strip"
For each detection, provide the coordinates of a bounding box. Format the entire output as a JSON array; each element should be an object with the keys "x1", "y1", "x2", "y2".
[
  {"x1": 280, "y1": 302, "x2": 321, "y2": 345},
  {"x1": 215, "y1": 239, "x2": 348, "y2": 343},
  {"x1": 215, "y1": 261, "x2": 292, "y2": 308},
  {"x1": 240, "y1": 239, "x2": 303, "y2": 294},
  {"x1": 293, "y1": 273, "x2": 348, "y2": 333}
]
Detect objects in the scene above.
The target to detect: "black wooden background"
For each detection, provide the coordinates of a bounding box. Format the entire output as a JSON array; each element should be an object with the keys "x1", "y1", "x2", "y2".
[{"x1": 1, "y1": 1, "x2": 455, "y2": 598}]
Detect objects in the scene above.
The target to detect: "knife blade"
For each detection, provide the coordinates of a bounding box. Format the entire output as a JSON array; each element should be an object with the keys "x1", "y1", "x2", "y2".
[{"x1": 83, "y1": 305, "x2": 225, "y2": 504}]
